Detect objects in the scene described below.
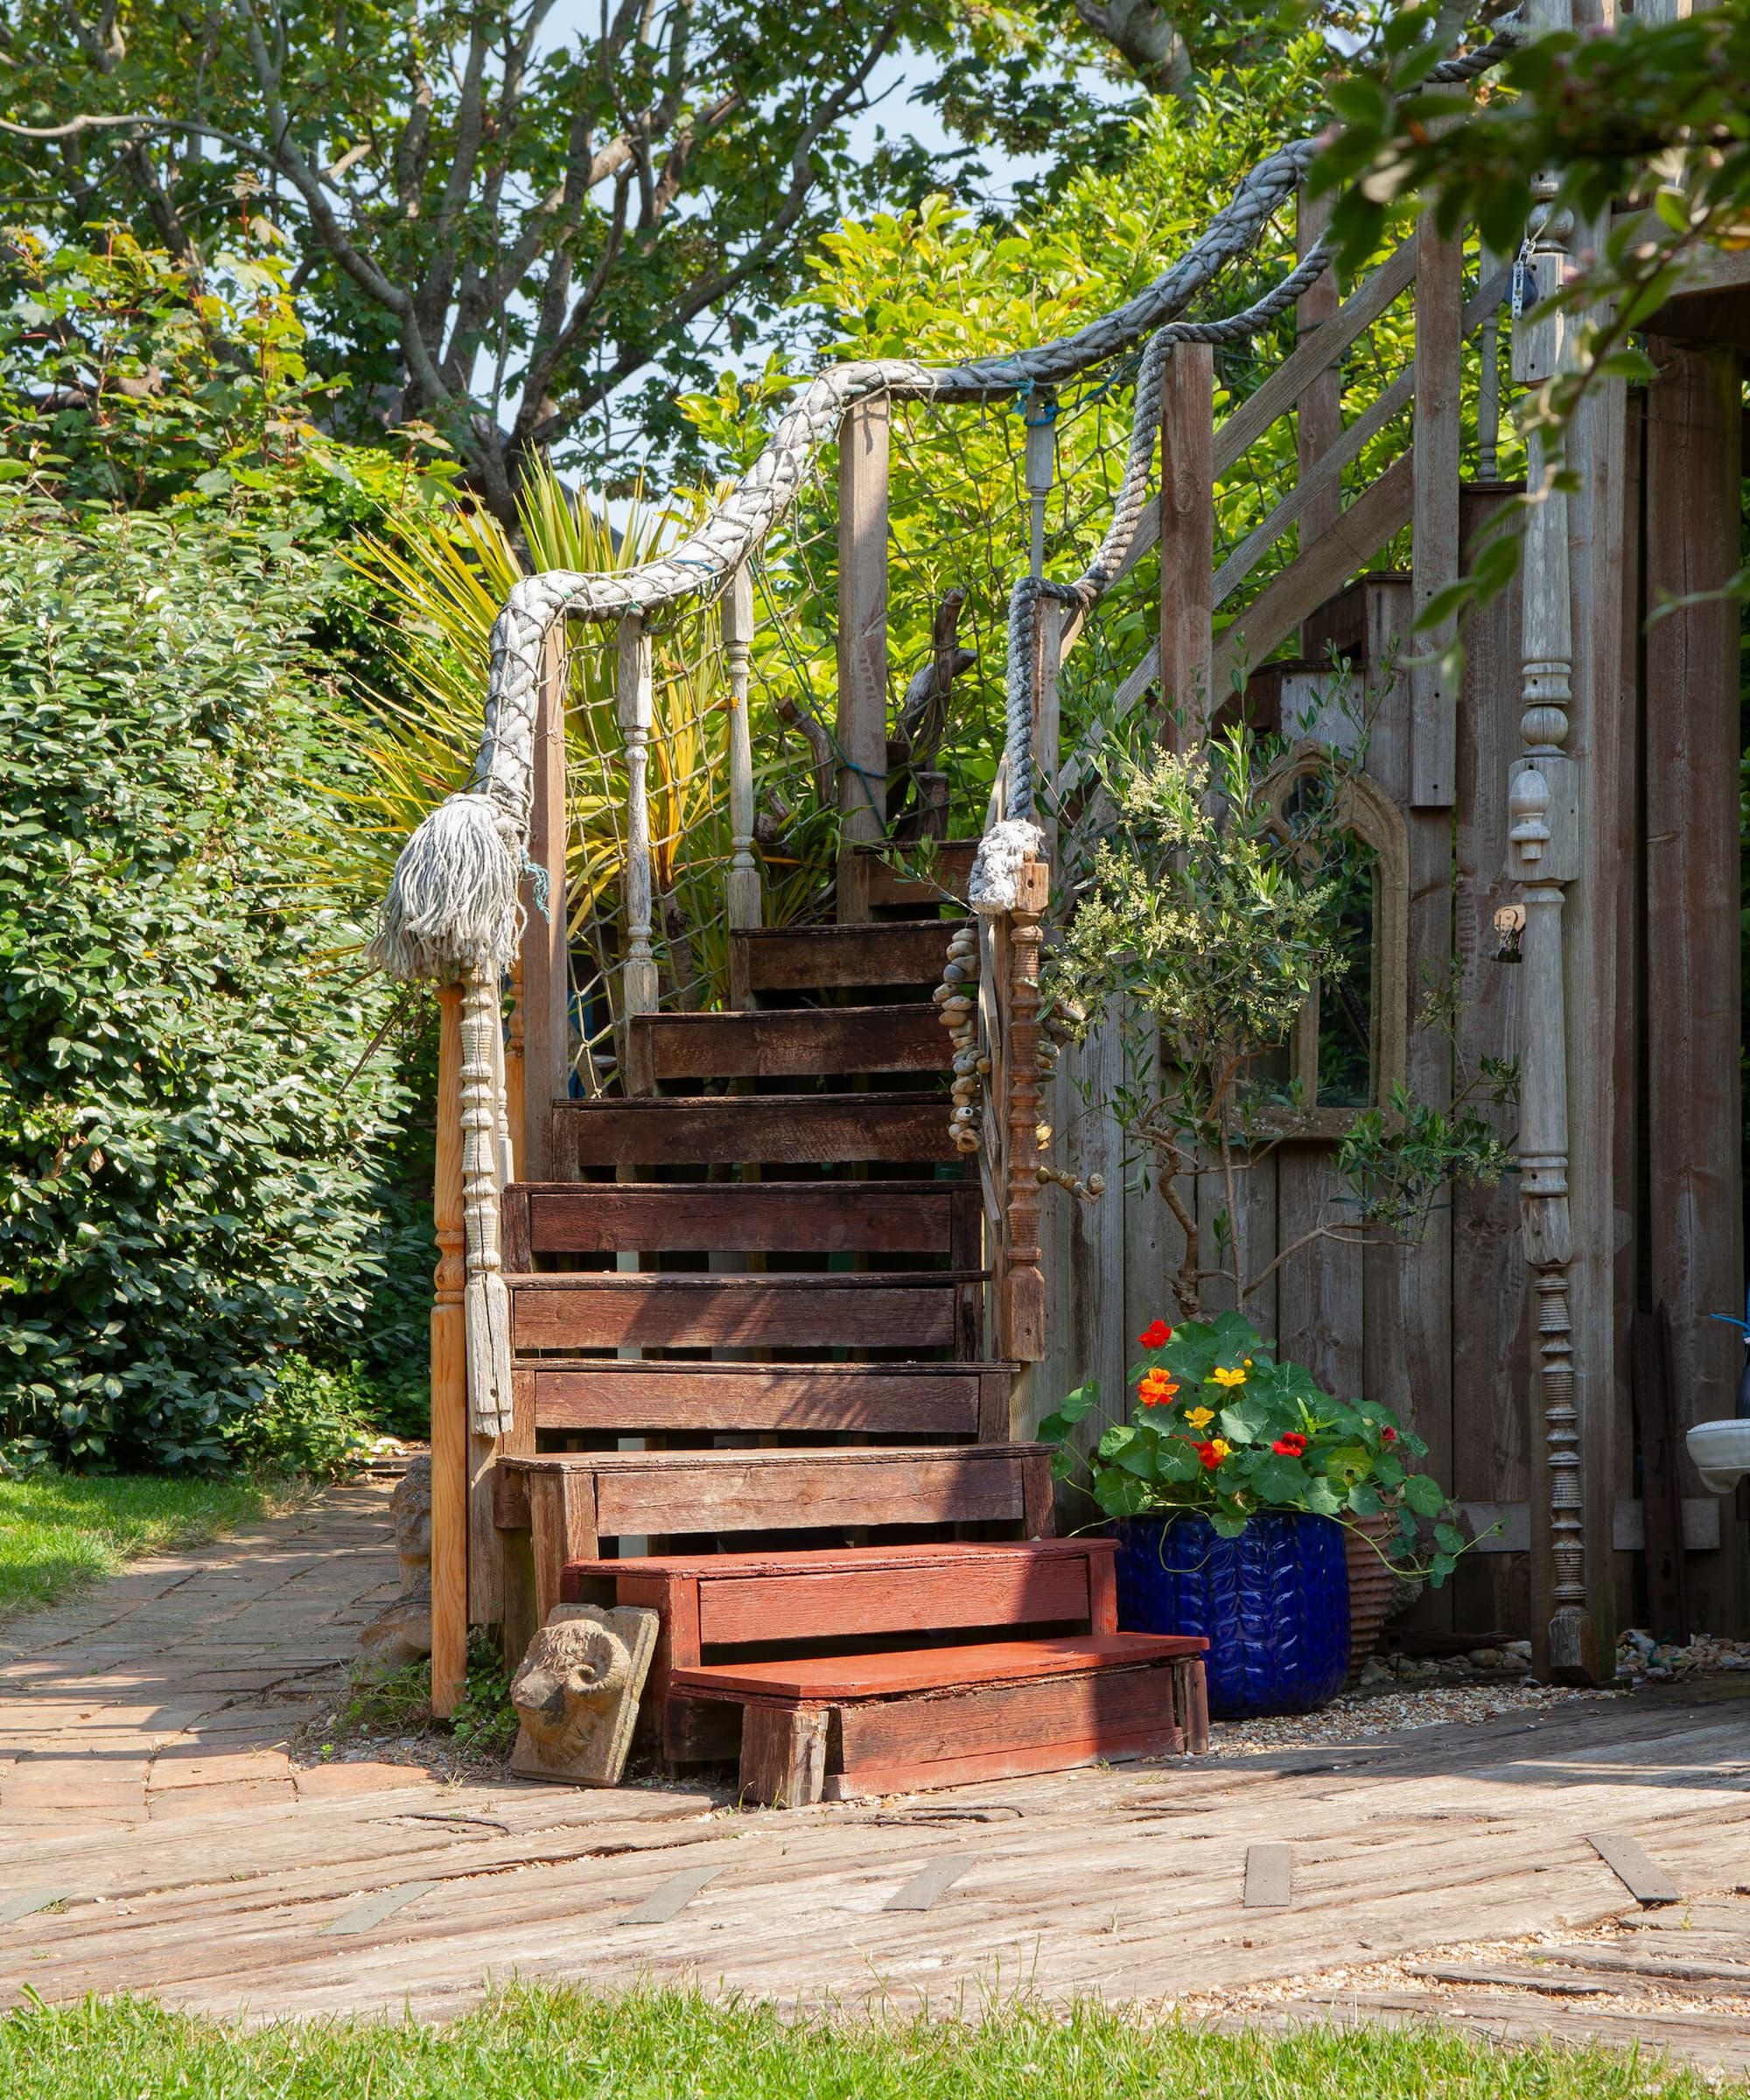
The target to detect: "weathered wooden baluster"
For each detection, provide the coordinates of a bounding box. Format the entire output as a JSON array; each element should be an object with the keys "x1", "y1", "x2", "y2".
[
  {"x1": 616, "y1": 611, "x2": 660, "y2": 1018},
  {"x1": 430, "y1": 982, "x2": 468, "y2": 1715},
  {"x1": 724, "y1": 564, "x2": 760, "y2": 953},
  {"x1": 1509, "y1": 190, "x2": 1596, "y2": 1685}
]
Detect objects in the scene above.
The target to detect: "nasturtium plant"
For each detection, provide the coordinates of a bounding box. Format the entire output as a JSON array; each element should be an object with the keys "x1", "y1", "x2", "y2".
[{"x1": 1038, "y1": 1309, "x2": 1471, "y2": 1586}]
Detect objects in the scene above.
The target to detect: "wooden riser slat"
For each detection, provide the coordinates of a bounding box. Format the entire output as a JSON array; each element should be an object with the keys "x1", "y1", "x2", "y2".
[
  {"x1": 732, "y1": 922, "x2": 962, "y2": 993},
  {"x1": 497, "y1": 1443, "x2": 1051, "y2": 1541},
  {"x1": 506, "y1": 1181, "x2": 979, "y2": 1265},
  {"x1": 523, "y1": 1361, "x2": 1010, "y2": 1438},
  {"x1": 508, "y1": 1272, "x2": 981, "y2": 1353},
  {"x1": 551, "y1": 1093, "x2": 957, "y2": 1169},
  {"x1": 853, "y1": 840, "x2": 977, "y2": 911},
  {"x1": 567, "y1": 1541, "x2": 1113, "y2": 1648},
  {"x1": 496, "y1": 1443, "x2": 1055, "y2": 1663},
  {"x1": 697, "y1": 1558, "x2": 1096, "y2": 1647},
  {"x1": 626, "y1": 1004, "x2": 943, "y2": 1088}
]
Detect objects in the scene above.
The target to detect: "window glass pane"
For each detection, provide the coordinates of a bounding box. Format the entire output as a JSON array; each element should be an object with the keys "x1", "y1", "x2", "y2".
[{"x1": 1318, "y1": 836, "x2": 1377, "y2": 1110}]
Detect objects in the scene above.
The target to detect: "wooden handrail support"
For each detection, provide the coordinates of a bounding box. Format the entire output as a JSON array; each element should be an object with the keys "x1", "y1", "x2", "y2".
[
  {"x1": 1071, "y1": 259, "x2": 1509, "y2": 737},
  {"x1": 836, "y1": 397, "x2": 890, "y2": 922}
]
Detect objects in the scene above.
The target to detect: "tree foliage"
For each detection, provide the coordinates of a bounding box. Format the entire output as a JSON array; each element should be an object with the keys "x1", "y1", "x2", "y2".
[{"x1": 0, "y1": 498, "x2": 416, "y2": 1472}]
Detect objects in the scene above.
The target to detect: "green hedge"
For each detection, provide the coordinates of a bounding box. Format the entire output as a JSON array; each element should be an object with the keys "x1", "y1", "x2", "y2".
[{"x1": 0, "y1": 497, "x2": 420, "y2": 1471}]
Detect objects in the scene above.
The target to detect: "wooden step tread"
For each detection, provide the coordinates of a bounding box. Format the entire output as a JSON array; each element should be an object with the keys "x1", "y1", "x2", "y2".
[
  {"x1": 506, "y1": 1180, "x2": 978, "y2": 1264},
  {"x1": 552, "y1": 1091, "x2": 958, "y2": 1169},
  {"x1": 626, "y1": 1005, "x2": 943, "y2": 1087},
  {"x1": 509, "y1": 1270, "x2": 984, "y2": 1354},
  {"x1": 672, "y1": 1633, "x2": 1207, "y2": 1703},
  {"x1": 521, "y1": 1359, "x2": 1011, "y2": 1438}
]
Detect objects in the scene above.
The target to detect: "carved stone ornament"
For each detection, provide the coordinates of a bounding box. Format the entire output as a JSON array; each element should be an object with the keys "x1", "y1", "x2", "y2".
[
  {"x1": 509, "y1": 1602, "x2": 659, "y2": 1786},
  {"x1": 358, "y1": 1456, "x2": 433, "y2": 1669}
]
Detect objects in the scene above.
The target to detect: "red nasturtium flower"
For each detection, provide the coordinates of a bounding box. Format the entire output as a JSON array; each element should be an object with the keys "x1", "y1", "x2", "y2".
[
  {"x1": 1137, "y1": 1320, "x2": 1172, "y2": 1349},
  {"x1": 1382, "y1": 1426, "x2": 1398, "y2": 1444},
  {"x1": 1196, "y1": 1439, "x2": 1228, "y2": 1471},
  {"x1": 1271, "y1": 1432, "x2": 1309, "y2": 1458}
]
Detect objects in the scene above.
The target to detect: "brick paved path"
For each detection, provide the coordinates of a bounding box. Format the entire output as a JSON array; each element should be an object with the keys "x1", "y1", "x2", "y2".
[{"x1": 0, "y1": 1479, "x2": 434, "y2": 1822}]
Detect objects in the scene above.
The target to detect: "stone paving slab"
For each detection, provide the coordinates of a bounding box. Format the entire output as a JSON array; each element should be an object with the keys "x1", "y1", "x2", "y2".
[{"x1": 0, "y1": 1480, "x2": 426, "y2": 1833}]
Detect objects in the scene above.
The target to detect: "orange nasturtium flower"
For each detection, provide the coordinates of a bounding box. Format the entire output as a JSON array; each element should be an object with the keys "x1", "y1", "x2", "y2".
[
  {"x1": 1209, "y1": 1365, "x2": 1247, "y2": 1390},
  {"x1": 1138, "y1": 1369, "x2": 1180, "y2": 1408}
]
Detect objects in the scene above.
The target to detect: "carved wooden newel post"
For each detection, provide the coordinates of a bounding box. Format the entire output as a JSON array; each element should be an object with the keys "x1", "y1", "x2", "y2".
[{"x1": 1509, "y1": 191, "x2": 1598, "y2": 1685}]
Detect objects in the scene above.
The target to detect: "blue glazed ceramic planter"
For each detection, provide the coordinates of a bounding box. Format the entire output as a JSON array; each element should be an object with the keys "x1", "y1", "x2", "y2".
[{"x1": 1110, "y1": 1510, "x2": 1351, "y2": 1718}]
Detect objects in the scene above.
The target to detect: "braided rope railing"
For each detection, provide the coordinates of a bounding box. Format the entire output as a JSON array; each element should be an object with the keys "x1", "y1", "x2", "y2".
[{"x1": 370, "y1": 23, "x2": 1522, "y2": 1433}]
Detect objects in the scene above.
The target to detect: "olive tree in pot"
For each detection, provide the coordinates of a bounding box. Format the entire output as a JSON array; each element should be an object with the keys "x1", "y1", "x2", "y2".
[{"x1": 1040, "y1": 730, "x2": 1511, "y2": 1712}]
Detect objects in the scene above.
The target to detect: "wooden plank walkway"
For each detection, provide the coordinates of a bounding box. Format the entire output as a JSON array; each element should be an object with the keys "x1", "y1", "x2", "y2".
[{"x1": 3, "y1": 1484, "x2": 1749, "y2": 2069}]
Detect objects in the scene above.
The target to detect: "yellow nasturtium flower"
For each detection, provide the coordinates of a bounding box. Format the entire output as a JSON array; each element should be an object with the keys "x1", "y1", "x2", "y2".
[
  {"x1": 1185, "y1": 1405, "x2": 1215, "y2": 1429},
  {"x1": 1209, "y1": 1365, "x2": 1247, "y2": 1390}
]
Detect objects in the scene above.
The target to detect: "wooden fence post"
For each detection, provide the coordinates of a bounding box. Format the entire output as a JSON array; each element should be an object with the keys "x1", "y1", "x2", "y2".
[
  {"x1": 724, "y1": 564, "x2": 761, "y2": 950},
  {"x1": 430, "y1": 982, "x2": 469, "y2": 1715},
  {"x1": 1159, "y1": 343, "x2": 1214, "y2": 745},
  {"x1": 616, "y1": 611, "x2": 659, "y2": 1017},
  {"x1": 1411, "y1": 223, "x2": 1464, "y2": 807},
  {"x1": 519, "y1": 623, "x2": 570, "y2": 1179},
  {"x1": 836, "y1": 397, "x2": 889, "y2": 919}
]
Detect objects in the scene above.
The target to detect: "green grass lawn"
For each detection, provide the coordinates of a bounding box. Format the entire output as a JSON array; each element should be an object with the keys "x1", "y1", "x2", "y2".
[
  {"x1": 0, "y1": 1987, "x2": 1735, "y2": 2099},
  {"x1": 0, "y1": 1471, "x2": 286, "y2": 1621}
]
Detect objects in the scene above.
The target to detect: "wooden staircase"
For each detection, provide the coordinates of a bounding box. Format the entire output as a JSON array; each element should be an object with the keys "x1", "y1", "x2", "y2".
[{"x1": 492, "y1": 904, "x2": 1207, "y2": 1802}]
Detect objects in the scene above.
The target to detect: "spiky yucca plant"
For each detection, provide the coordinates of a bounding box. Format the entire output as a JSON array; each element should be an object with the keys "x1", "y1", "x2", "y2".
[{"x1": 337, "y1": 461, "x2": 836, "y2": 1082}]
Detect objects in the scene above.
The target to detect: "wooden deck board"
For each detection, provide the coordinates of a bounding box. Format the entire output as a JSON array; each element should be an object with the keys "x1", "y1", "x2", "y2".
[{"x1": 4, "y1": 1682, "x2": 1749, "y2": 2062}]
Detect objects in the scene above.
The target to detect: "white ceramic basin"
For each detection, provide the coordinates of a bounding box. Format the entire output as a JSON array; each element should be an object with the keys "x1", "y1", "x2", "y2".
[{"x1": 1687, "y1": 1419, "x2": 1750, "y2": 1495}]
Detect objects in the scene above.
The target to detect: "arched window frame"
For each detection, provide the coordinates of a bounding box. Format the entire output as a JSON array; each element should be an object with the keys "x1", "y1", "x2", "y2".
[{"x1": 1256, "y1": 740, "x2": 1410, "y2": 1140}]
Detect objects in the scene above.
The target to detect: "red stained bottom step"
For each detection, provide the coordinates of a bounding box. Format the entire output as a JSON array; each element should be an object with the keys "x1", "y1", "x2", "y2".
[{"x1": 671, "y1": 1634, "x2": 1210, "y2": 1804}]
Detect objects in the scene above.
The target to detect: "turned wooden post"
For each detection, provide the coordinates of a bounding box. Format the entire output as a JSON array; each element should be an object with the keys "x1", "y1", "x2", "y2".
[
  {"x1": 430, "y1": 982, "x2": 468, "y2": 1715},
  {"x1": 1508, "y1": 172, "x2": 1598, "y2": 1686},
  {"x1": 616, "y1": 611, "x2": 659, "y2": 1018},
  {"x1": 1410, "y1": 221, "x2": 1463, "y2": 807},
  {"x1": 1159, "y1": 343, "x2": 1214, "y2": 746},
  {"x1": 836, "y1": 397, "x2": 890, "y2": 920},
  {"x1": 724, "y1": 564, "x2": 761, "y2": 950},
  {"x1": 519, "y1": 623, "x2": 570, "y2": 1177}
]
